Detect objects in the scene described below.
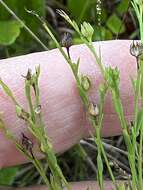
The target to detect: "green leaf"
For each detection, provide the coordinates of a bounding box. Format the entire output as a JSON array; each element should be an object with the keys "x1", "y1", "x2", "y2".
[
  {"x1": 0, "y1": 0, "x2": 46, "y2": 50},
  {"x1": 29, "y1": 0, "x2": 45, "y2": 16},
  {"x1": 116, "y1": 0, "x2": 129, "y2": 14},
  {"x1": 0, "y1": 20, "x2": 23, "y2": 45},
  {"x1": 97, "y1": 153, "x2": 103, "y2": 189},
  {"x1": 0, "y1": 0, "x2": 45, "y2": 24},
  {"x1": 93, "y1": 27, "x2": 113, "y2": 40},
  {"x1": 68, "y1": 0, "x2": 96, "y2": 22},
  {"x1": 68, "y1": 0, "x2": 89, "y2": 22},
  {"x1": 106, "y1": 13, "x2": 125, "y2": 34},
  {"x1": 0, "y1": 167, "x2": 18, "y2": 185},
  {"x1": 0, "y1": 78, "x2": 19, "y2": 104},
  {"x1": 0, "y1": 0, "x2": 19, "y2": 20},
  {"x1": 136, "y1": 107, "x2": 143, "y2": 135}
]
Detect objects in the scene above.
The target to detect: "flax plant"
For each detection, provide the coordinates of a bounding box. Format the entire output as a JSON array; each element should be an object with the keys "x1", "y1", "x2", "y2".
[
  {"x1": 36, "y1": 9, "x2": 118, "y2": 190},
  {"x1": 0, "y1": 1, "x2": 143, "y2": 190},
  {"x1": 43, "y1": 3, "x2": 143, "y2": 190}
]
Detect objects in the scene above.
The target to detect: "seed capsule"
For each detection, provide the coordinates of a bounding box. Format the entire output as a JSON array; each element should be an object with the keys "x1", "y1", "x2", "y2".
[
  {"x1": 61, "y1": 32, "x2": 72, "y2": 49},
  {"x1": 81, "y1": 75, "x2": 91, "y2": 91},
  {"x1": 16, "y1": 105, "x2": 30, "y2": 120},
  {"x1": 22, "y1": 69, "x2": 32, "y2": 80},
  {"x1": 21, "y1": 133, "x2": 33, "y2": 152},
  {"x1": 130, "y1": 41, "x2": 143, "y2": 57},
  {"x1": 88, "y1": 103, "x2": 99, "y2": 116}
]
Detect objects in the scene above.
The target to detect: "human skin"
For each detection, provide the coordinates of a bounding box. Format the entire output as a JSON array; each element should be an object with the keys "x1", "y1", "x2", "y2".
[{"x1": 0, "y1": 40, "x2": 136, "y2": 189}]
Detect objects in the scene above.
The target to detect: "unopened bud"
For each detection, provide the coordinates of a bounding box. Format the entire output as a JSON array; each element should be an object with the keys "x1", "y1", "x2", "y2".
[{"x1": 81, "y1": 22, "x2": 94, "y2": 42}]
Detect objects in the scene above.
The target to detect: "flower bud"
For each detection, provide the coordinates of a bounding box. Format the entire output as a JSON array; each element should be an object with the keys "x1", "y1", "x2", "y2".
[{"x1": 81, "y1": 22, "x2": 94, "y2": 42}]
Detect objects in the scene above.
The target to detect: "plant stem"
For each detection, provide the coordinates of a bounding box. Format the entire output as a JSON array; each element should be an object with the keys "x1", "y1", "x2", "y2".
[
  {"x1": 138, "y1": 125, "x2": 143, "y2": 190},
  {"x1": 111, "y1": 91, "x2": 137, "y2": 189},
  {"x1": 92, "y1": 120, "x2": 117, "y2": 189},
  {"x1": 32, "y1": 159, "x2": 51, "y2": 189}
]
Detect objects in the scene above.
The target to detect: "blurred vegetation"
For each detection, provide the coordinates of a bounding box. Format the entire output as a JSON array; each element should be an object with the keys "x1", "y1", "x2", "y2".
[
  {"x1": 0, "y1": 0, "x2": 138, "y2": 59},
  {"x1": 0, "y1": 0, "x2": 140, "y2": 188}
]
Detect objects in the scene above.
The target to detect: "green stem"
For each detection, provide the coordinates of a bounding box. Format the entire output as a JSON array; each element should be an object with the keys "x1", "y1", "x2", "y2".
[
  {"x1": 96, "y1": 128, "x2": 104, "y2": 190},
  {"x1": 139, "y1": 6, "x2": 143, "y2": 43},
  {"x1": 92, "y1": 131, "x2": 117, "y2": 189},
  {"x1": 25, "y1": 80, "x2": 36, "y2": 122},
  {"x1": 86, "y1": 42, "x2": 105, "y2": 76},
  {"x1": 43, "y1": 23, "x2": 71, "y2": 65},
  {"x1": 123, "y1": 130, "x2": 137, "y2": 190},
  {"x1": 91, "y1": 117, "x2": 117, "y2": 189},
  {"x1": 32, "y1": 159, "x2": 51, "y2": 189},
  {"x1": 138, "y1": 125, "x2": 143, "y2": 190},
  {"x1": 134, "y1": 70, "x2": 141, "y2": 134},
  {"x1": 43, "y1": 23, "x2": 89, "y2": 108},
  {"x1": 112, "y1": 92, "x2": 137, "y2": 188}
]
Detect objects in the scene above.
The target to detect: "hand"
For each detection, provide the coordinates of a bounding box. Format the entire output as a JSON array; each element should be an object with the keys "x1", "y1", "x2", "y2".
[{"x1": 0, "y1": 40, "x2": 135, "y2": 189}]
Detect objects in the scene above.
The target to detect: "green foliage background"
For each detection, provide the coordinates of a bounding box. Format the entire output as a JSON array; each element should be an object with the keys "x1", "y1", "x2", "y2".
[
  {"x1": 0, "y1": 0, "x2": 46, "y2": 56},
  {"x1": 0, "y1": 0, "x2": 135, "y2": 59}
]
